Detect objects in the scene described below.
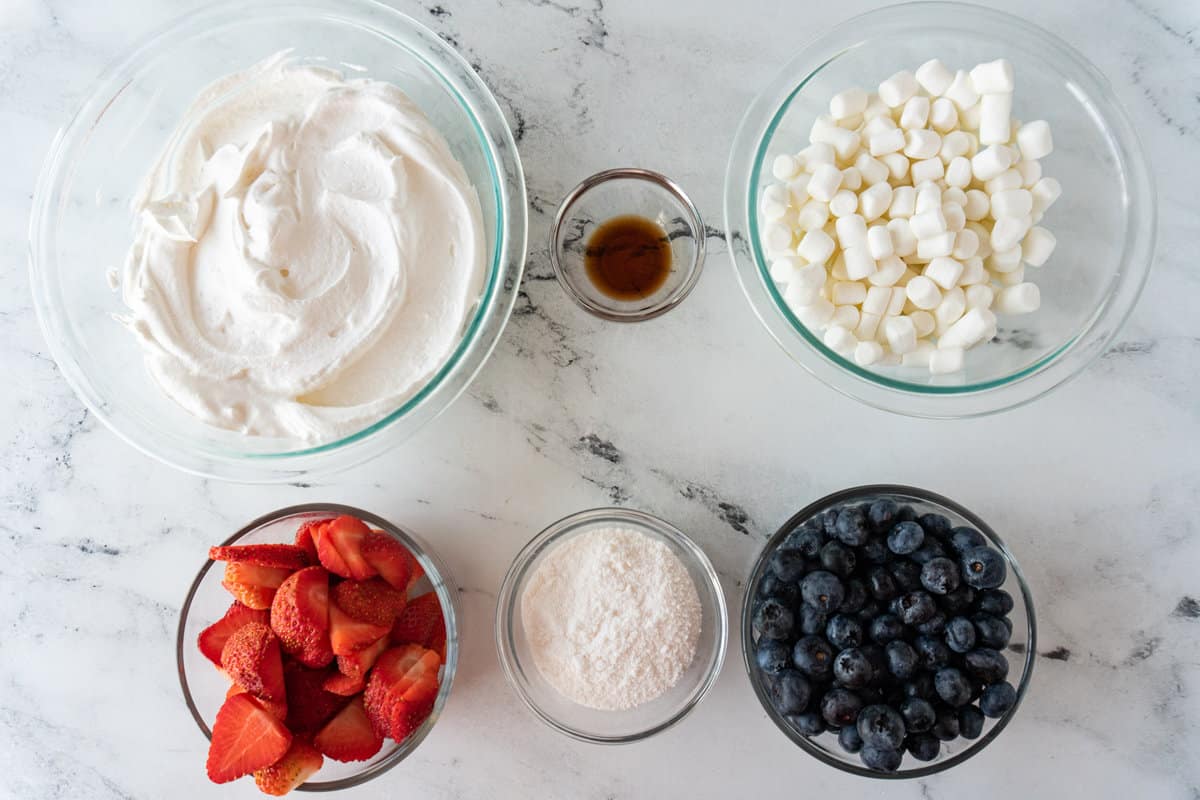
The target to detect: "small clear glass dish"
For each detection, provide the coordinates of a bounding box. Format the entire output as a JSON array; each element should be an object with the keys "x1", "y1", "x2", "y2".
[
  {"x1": 495, "y1": 507, "x2": 727, "y2": 743},
  {"x1": 176, "y1": 503, "x2": 459, "y2": 791},
  {"x1": 550, "y1": 168, "x2": 705, "y2": 321}
]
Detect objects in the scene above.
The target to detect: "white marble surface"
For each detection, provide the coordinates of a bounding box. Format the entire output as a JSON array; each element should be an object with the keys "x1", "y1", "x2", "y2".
[{"x1": 2, "y1": 0, "x2": 1199, "y2": 797}]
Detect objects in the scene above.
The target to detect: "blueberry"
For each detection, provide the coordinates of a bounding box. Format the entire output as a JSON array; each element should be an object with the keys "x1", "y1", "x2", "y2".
[
  {"x1": 858, "y1": 537, "x2": 891, "y2": 565},
  {"x1": 972, "y1": 613, "x2": 1012, "y2": 649},
  {"x1": 838, "y1": 723, "x2": 864, "y2": 754},
  {"x1": 786, "y1": 526, "x2": 827, "y2": 559},
  {"x1": 869, "y1": 614, "x2": 905, "y2": 644},
  {"x1": 868, "y1": 498, "x2": 899, "y2": 531},
  {"x1": 752, "y1": 598, "x2": 796, "y2": 641},
  {"x1": 958, "y1": 704, "x2": 985, "y2": 739},
  {"x1": 931, "y1": 707, "x2": 960, "y2": 741},
  {"x1": 857, "y1": 704, "x2": 906, "y2": 750},
  {"x1": 944, "y1": 616, "x2": 977, "y2": 653},
  {"x1": 963, "y1": 648, "x2": 1009, "y2": 683},
  {"x1": 769, "y1": 548, "x2": 808, "y2": 582},
  {"x1": 800, "y1": 570, "x2": 845, "y2": 612},
  {"x1": 792, "y1": 635, "x2": 835, "y2": 678},
  {"x1": 977, "y1": 589, "x2": 1015, "y2": 616},
  {"x1": 897, "y1": 505, "x2": 919, "y2": 523},
  {"x1": 821, "y1": 687, "x2": 865, "y2": 727},
  {"x1": 885, "y1": 640, "x2": 919, "y2": 680},
  {"x1": 914, "y1": 612, "x2": 947, "y2": 636},
  {"x1": 906, "y1": 732, "x2": 940, "y2": 762},
  {"x1": 887, "y1": 521, "x2": 925, "y2": 555},
  {"x1": 857, "y1": 601, "x2": 882, "y2": 624},
  {"x1": 866, "y1": 566, "x2": 899, "y2": 601},
  {"x1": 903, "y1": 671, "x2": 935, "y2": 700},
  {"x1": 961, "y1": 546, "x2": 1007, "y2": 589},
  {"x1": 756, "y1": 574, "x2": 801, "y2": 608},
  {"x1": 838, "y1": 578, "x2": 869, "y2": 614},
  {"x1": 909, "y1": 538, "x2": 947, "y2": 565},
  {"x1": 860, "y1": 745, "x2": 903, "y2": 772},
  {"x1": 756, "y1": 640, "x2": 791, "y2": 674},
  {"x1": 914, "y1": 635, "x2": 951, "y2": 669},
  {"x1": 833, "y1": 648, "x2": 874, "y2": 688},
  {"x1": 826, "y1": 614, "x2": 864, "y2": 650},
  {"x1": 767, "y1": 669, "x2": 812, "y2": 715},
  {"x1": 934, "y1": 667, "x2": 973, "y2": 707},
  {"x1": 835, "y1": 505, "x2": 870, "y2": 546},
  {"x1": 920, "y1": 557, "x2": 961, "y2": 595},
  {"x1": 899, "y1": 696, "x2": 936, "y2": 732},
  {"x1": 786, "y1": 711, "x2": 825, "y2": 737},
  {"x1": 940, "y1": 584, "x2": 976, "y2": 615},
  {"x1": 948, "y1": 526, "x2": 986, "y2": 555},
  {"x1": 980, "y1": 681, "x2": 1017, "y2": 718},
  {"x1": 798, "y1": 603, "x2": 829, "y2": 636},
  {"x1": 897, "y1": 591, "x2": 938, "y2": 625},
  {"x1": 819, "y1": 508, "x2": 841, "y2": 536},
  {"x1": 819, "y1": 541, "x2": 857, "y2": 578},
  {"x1": 918, "y1": 513, "x2": 951, "y2": 537},
  {"x1": 890, "y1": 559, "x2": 923, "y2": 592}
]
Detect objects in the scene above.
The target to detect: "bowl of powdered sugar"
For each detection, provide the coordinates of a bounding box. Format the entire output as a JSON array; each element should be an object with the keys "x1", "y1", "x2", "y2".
[{"x1": 495, "y1": 507, "x2": 728, "y2": 743}]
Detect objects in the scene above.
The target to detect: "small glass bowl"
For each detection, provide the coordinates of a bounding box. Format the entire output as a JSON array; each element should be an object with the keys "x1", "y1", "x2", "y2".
[
  {"x1": 176, "y1": 503, "x2": 459, "y2": 791},
  {"x1": 742, "y1": 485, "x2": 1036, "y2": 778},
  {"x1": 550, "y1": 169, "x2": 705, "y2": 321},
  {"x1": 495, "y1": 507, "x2": 727, "y2": 743},
  {"x1": 724, "y1": 2, "x2": 1155, "y2": 416}
]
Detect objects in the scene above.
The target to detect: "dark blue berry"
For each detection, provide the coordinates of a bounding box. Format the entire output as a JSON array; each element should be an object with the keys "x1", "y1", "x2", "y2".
[
  {"x1": 756, "y1": 574, "x2": 801, "y2": 608},
  {"x1": 887, "y1": 521, "x2": 925, "y2": 555},
  {"x1": 890, "y1": 559, "x2": 923, "y2": 591},
  {"x1": 958, "y1": 704, "x2": 985, "y2": 739},
  {"x1": 948, "y1": 526, "x2": 986, "y2": 555},
  {"x1": 945, "y1": 616, "x2": 977, "y2": 653},
  {"x1": 819, "y1": 509, "x2": 840, "y2": 536},
  {"x1": 860, "y1": 745, "x2": 903, "y2": 772},
  {"x1": 826, "y1": 614, "x2": 864, "y2": 650},
  {"x1": 866, "y1": 565, "x2": 899, "y2": 601},
  {"x1": 752, "y1": 597, "x2": 795, "y2": 641},
  {"x1": 961, "y1": 546, "x2": 1007, "y2": 589},
  {"x1": 835, "y1": 505, "x2": 870, "y2": 546},
  {"x1": 756, "y1": 639, "x2": 791, "y2": 674},
  {"x1": 868, "y1": 498, "x2": 899, "y2": 531},
  {"x1": 963, "y1": 648, "x2": 1009, "y2": 683},
  {"x1": 838, "y1": 578, "x2": 869, "y2": 614},
  {"x1": 798, "y1": 603, "x2": 829, "y2": 636},
  {"x1": 792, "y1": 635, "x2": 834, "y2": 678},
  {"x1": 856, "y1": 601, "x2": 882, "y2": 624},
  {"x1": 897, "y1": 505, "x2": 919, "y2": 523},
  {"x1": 903, "y1": 671, "x2": 935, "y2": 700},
  {"x1": 934, "y1": 667, "x2": 973, "y2": 707},
  {"x1": 821, "y1": 687, "x2": 864, "y2": 727},
  {"x1": 769, "y1": 548, "x2": 808, "y2": 582},
  {"x1": 859, "y1": 537, "x2": 891, "y2": 565},
  {"x1": 838, "y1": 723, "x2": 864, "y2": 753},
  {"x1": 897, "y1": 591, "x2": 938, "y2": 625},
  {"x1": 786, "y1": 526, "x2": 827, "y2": 559},
  {"x1": 909, "y1": 537, "x2": 948, "y2": 565},
  {"x1": 931, "y1": 707, "x2": 959, "y2": 741},
  {"x1": 906, "y1": 732, "x2": 940, "y2": 762},
  {"x1": 767, "y1": 669, "x2": 812, "y2": 715},
  {"x1": 977, "y1": 589, "x2": 1015, "y2": 616},
  {"x1": 800, "y1": 570, "x2": 845, "y2": 612},
  {"x1": 940, "y1": 584, "x2": 976, "y2": 614},
  {"x1": 914, "y1": 612, "x2": 947, "y2": 636},
  {"x1": 869, "y1": 614, "x2": 905, "y2": 644},
  {"x1": 833, "y1": 648, "x2": 874, "y2": 688},
  {"x1": 819, "y1": 541, "x2": 856, "y2": 577},
  {"x1": 899, "y1": 696, "x2": 936, "y2": 732},
  {"x1": 980, "y1": 681, "x2": 1017, "y2": 718},
  {"x1": 857, "y1": 704, "x2": 906, "y2": 750},
  {"x1": 885, "y1": 640, "x2": 919, "y2": 680},
  {"x1": 914, "y1": 635, "x2": 951, "y2": 669},
  {"x1": 918, "y1": 513, "x2": 951, "y2": 537},
  {"x1": 920, "y1": 557, "x2": 961, "y2": 595},
  {"x1": 972, "y1": 613, "x2": 1012, "y2": 649},
  {"x1": 786, "y1": 711, "x2": 825, "y2": 737}
]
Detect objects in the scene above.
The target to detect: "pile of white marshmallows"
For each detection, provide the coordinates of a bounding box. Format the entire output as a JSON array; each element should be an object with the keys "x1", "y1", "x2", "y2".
[{"x1": 760, "y1": 58, "x2": 1060, "y2": 375}]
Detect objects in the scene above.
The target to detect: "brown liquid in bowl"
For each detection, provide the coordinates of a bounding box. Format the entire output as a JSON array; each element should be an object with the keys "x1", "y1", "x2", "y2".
[{"x1": 583, "y1": 215, "x2": 671, "y2": 300}]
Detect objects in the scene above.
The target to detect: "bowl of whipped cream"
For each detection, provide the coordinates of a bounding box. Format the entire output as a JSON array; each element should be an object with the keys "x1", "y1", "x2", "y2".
[{"x1": 29, "y1": 0, "x2": 527, "y2": 481}]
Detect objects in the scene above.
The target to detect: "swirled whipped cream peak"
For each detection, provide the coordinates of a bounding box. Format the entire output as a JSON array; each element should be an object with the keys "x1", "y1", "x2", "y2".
[{"x1": 116, "y1": 53, "x2": 486, "y2": 443}]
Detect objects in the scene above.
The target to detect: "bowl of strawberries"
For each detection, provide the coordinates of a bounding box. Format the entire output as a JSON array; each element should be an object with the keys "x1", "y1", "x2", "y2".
[{"x1": 176, "y1": 504, "x2": 457, "y2": 794}]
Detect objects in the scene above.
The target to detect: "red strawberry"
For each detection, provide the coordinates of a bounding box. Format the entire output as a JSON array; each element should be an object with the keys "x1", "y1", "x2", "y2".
[
  {"x1": 389, "y1": 696, "x2": 435, "y2": 743},
  {"x1": 206, "y1": 693, "x2": 292, "y2": 783},
  {"x1": 331, "y1": 578, "x2": 407, "y2": 627},
  {"x1": 271, "y1": 566, "x2": 333, "y2": 668},
  {"x1": 312, "y1": 522, "x2": 351, "y2": 578},
  {"x1": 359, "y1": 532, "x2": 414, "y2": 591},
  {"x1": 223, "y1": 562, "x2": 293, "y2": 610},
  {"x1": 313, "y1": 696, "x2": 383, "y2": 762},
  {"x1": 329, "y1": 600, "x2": 390, "y2": 657},
  {"x1": 294, "y1": 519, "x2": 328, "y2": 564},
  {"x1": 198, "y1": 602, "x2": 269, "y2": 669},
  {"x1": 282, "y1": 661, "x2": 348, "y2": 735},
  {"x1": 226, "y1": 682, "x2": 287, "y2": 721},
  {"x1": 221, "y1": 622, "x2": 286, "y2": 704},
  {"x1": 363, "y1": 644, "x2": 441, "y2": 740},
  {"x1": 254, "y1": 738, "x2": 324, "y2": 796},
  {"x1": 325, "y1": 516, "x2": 376, "y2": 581},
  {"x1": 324, "y1": 637, "x2": 389, "y2": 696},
  {"x1": 208, "y1": 544, "x2": 311, "y2": 570},
  {"x1": 389, "y1": 592, "x2": 445, "y2": 653}
]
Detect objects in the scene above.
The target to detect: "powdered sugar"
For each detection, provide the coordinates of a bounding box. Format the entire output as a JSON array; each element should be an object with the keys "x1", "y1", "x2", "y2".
[{"x1": 520, "y1": 526, "x2": 702, "y2": 711}]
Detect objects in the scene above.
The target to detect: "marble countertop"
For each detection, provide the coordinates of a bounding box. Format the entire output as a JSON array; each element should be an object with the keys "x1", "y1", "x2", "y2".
[{"x1": 2, "y1": 0, "x2": 1198, "y2": 797}]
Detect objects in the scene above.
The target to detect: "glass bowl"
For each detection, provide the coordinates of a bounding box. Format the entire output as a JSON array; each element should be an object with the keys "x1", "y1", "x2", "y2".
[
  {"x1": 550, "y1": 168, "x2": 705, "y2": 321},
  {"x1": 29, "y1": 0, "x2": 527, "y2": 481},
  {"x1": 176, "y1": 503, "x2": 459, "y2": 792},
  {"x1": 495, "y1": 507, "x2": 728, "y2": 743},
  {"x1": 724, "y1": 2, "x2": 1154, "y2": 417},
  {"x1": 742, "y1": 485, "x2": 1036, "y2": 778}
]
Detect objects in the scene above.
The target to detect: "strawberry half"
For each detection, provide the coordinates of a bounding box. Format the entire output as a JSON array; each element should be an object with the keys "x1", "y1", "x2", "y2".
[
  {"x1": 254, "y1": 738, "x2": 324, "y2": 796},
  {"x1": 271, "y1": 566, "x2": 333, "y2": 668},
  {"x1": 206, "y1": 693, "x2": 292, "y2": 784},
  {"x1": 324, "y1": 515, "x2": 376, "y2": 581},
  {"x1": 324, "y1": 637, "x2": 390, "y2": 696},
  {"x1": 389, "y1": 592, "x2": 445, "y2": 655},
  {"x1": 198, "y1": 602, "x2": 269, "y2": 669},
  {"x1": 363, "y1": 644, "x2": 441, "y2": 741},
  {"x1": 221, "y1": 622, "x2": 286, "y2": 704},
  {"x1": 223, "y1": 562, "x2": 293, "y2": 610},
  {"x1": 329, "y1": 599, "x2": 390, "y2": 657},
  {"x1": 208, "y1": 544, "x2": 311, "y2": 570},
  {"x1": 312, "y1": 522, "x2": 350, "y2": 578},
  {"x1": 389, "y1": 696, "x2": 435, "y2": 744},
  {"x1": 283, "y1": 661, "x2": 348, "y2": 735},
  {"x1": 226, "y1": 683, "x2": 287, "y2": 721},
  {"x1": 331, "y1": 578, "x2": 406, "y2": 627},
  {"x1": 294, "y1": 519, "x2": 328, "y2": 564},
  {"x1": 359, "y1": 532, "x2": 414, "y2": 591},
  {"x1": 313, "y1": 696, "x2": 383, "y2": 762}
]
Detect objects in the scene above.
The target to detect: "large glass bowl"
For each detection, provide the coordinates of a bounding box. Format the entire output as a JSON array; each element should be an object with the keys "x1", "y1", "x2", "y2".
[
  {"x1": 176, "y1": 503, "x2": 459, "y2": 792},
  {"x1": 724, "y1": 2, "x2": 1154, "y2": 417},
  {"x1": 742, "y1": 485, "x2": 1036, "y2": 778},
  {"x1": 29, "y1": 0, "x2": 527, "y2": 481}
]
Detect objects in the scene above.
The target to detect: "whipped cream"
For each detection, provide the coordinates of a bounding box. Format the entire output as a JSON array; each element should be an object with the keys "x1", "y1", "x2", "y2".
[{"x1": 117, "y1": 53, "x2": 486, "y2": 443}]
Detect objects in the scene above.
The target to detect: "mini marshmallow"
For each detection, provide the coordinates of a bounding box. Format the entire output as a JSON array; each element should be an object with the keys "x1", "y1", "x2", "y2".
[
  {"x1": 979, "y1": 92, "x2": 1013, "y2": 145},
  {"x1": 855, "y1": 311, "x2": 882, "y2": 340},
  {"x1": 985, "y1": 168, "x2": 1023, "y2": 194},
  {"x1": 811, "y1": 123, "x2": 862, "y2": 162},
  {"x1": 935, "y1": 287, "x2": 966, "y2": 332},
  {"x1": 879, "y1": 70, "x2": 919, "y2": 107},
  {"x1": 900, "y1": 95, "x2": 931, "y2": 130},
  {"x1": 910, "y1": 208, "x2": 947, "y2": 239},
  {"x1": 763, "y1": 222, "x2": 793, "y2": 252},
  {"x1": 796, "y1": 199, "x2": 830, "y2": 230},
  {"x1": 830, "y1": 87, "x2": 869, "y2": 120},
  {"x1": 880, "y1": 152, "x2": 910, "y2": 180},
  {"x1": 916, "y1": 230, "x2": 955, "y2": 261},
  {"x1": 887, "y1": 286, "x2": 908, "y2": 316},
  {"x1": 769, "y1": 256, "x2": 804, "y2": 284},
  {"x1": 971, "y1": 145, "x2": 1014, "y2": 181},
  {"x1": 970, "y1": 59, "x2": 1014, "y2": 94},
  {"x1": 797, "y1": 228, "x2": 836, "y2": 263},
  {"x1": 838, "y1": 113, "x2": 864, "y2": 130},
  {"x1": 855, "y1": 153, "x2": 890, "y2": 185},
  {"x1": 863, "y1": 94, "x2": 890, "y2": 120},
  {"x1": 1016, "y1": 158, "x2": 1042, "y2": 188},
  {"x1": 906, "y1": 275, "x2": 942, "y2": 309},
  {"x1": 859, "y1": 182, "x2": 893, "y2": 221},
  {"x1": 925, "y1": 256, "x2": 964, "y2": 289},
  {"x1": 942, "y1": 203, "x2": 966, "y2": 233},
  {"x1": 944, "y1": 69, "x2": 980, "y2": 110},
  {"x1": 963, "y1": 189, "x2": 990, "y2": 221},
  {"x1": 867, "y1": 224, "x2": 894, "y2": 260},
  {"x1": 832, "y1": 304, "x2": 861, "y2": 329},
  {"x1": 772, "y1": 154, "x2": 801, "y2": 181},
  {"x1": 986, "y1": 245, "x2": 1021, "y2": 275},
  {"x1": 909, "y1": 310, "x2": 935, "y2": 338},
  {"x1": 915, "y1": 58, "x2": 955, "y2": 96},
  {"x1": 991, "y1": 216, "x2": 1031, "y2": 252},
  {"x1": 862, "y1": 285, "x2": 891, "y2": 316},
  {"x1": 761, "y1": 184, "x2": 790, "y2": 219},
  {"x1": 841, "y1": 167, "x2": 863, "y2": 192},
  {"x1": 939, "y1": 308, "x2": 994, "y2": 349},
  {"x1": 843, "y1": 245, "x2": 878, "y2": 280},
  {"x1": 929, "y1": 346, "x2": 965, "y2": 375},
  {"x1": 869, "y1": 254, "x2": 907, "y2": 287},
  {"x1": 795, "y1": 296, "x2": 835, "y2": 327},
  {"x1": 854, "y1": 340, "x2": 884, "y2": 366},
  {"x1": 883, "y1": 315, "x2": 919, "y2": 354},
  {"x1": 830, "y1": 254, "x2": 848, "y2": 281},
  {"x1": 889, "y1": 185, "x2": 917, "y2": 218},
  {"x1": 915, "y1": 183, "x2": 942, "y2": 214},
  {"x1": 807, "y1": 163, "x2": 844, "y2": 202},
  {"x1": 961, "y1": 103, "x2": 983, "y2": 132},
  {"x1": 786, "y1": 177, "x2": 810, "y2": 206},
  {"x1": 997, "y1": 265, "x2": 1026, "y2": 286},
  {"x1": 995, "y1": 282, "x2": 1041, "y2": 314},
  {"x1": 944, "y1": 187, "x2": 968, "y2": 207},
  {"x1": 830, "y1": 189, "x2": 859, "y2": 217},
  {"x1": 887, "y1": 218, "x2": 918, "y2": 257},
  {"x1": 990, "y1": 189, "x2": 1033, "y2": 219},
  {"x1": 959, "y1": 255, "x2": 986, "y2": 285},
  {"x1": 911, "y1": 157, "x2": 945, "y2": 184},
  {"x1": 952, "y1": 228, "x2": 980, "y2": 260},
  {"x1": 945, "y1": 156, "x2": 973, "y2": 188},
  {"x1": 1031, "y1": 177, "x2": 1062, "y2": 214},
  {"x1": 835, "y1": 214, "x2": 869, "y2": 249},
  {"x1": 810, "y1": 114, "x2": 838, "y2": 144},
  {"x1": 940, "y1": 130, "x2": 972, "y2": 160},
  {"x1": 823, "y1": 325, "x2": 858, "y2": 354},
  {"x1": 832, "y1": 281, "x2": 868, "y2": 306},
  {"x1": 1017, "y1": 119, "x2": 1054, "y2": 160},
  {"x1": 904, "y1": 129, "x2": 942, "y2": 160},
  {"x1": 794, "y1": 261, "x2": 829, "y2": 287},
  {"x1": 869, "y1": 127, "x2": 907, "y2": 157},
  {"x1": 799, "y1": 142, "x2": 836, "y2": 167},
  {"x1": 1022, "y1": 226, "x2": 1056, "y2": 266},
  {"x1": 863, "y1": 114, "x2": 898, "y2": 139},
  {"x1": 929, "y1": 97, "x2": 959, "y2": 133},
  {"x1": 965, "y1": 284, "x2": 994, "y2": 309},
  {"x1": 784, "y1": 281, "x2": 821, "y2": 307}
]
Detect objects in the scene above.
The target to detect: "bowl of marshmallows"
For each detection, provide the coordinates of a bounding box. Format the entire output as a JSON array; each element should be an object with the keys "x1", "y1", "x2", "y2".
[{"x1": 724, "y1": 1, "x2": 1154, "y2": 417}]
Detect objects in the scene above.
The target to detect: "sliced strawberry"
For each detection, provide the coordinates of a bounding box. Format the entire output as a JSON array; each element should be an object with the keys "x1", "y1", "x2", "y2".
[
  {"x1": 226, "y1": 682, "x2": 287, "y2": 720},
  {"x1": 313, "y1": 522, "x2": 351, "y2": 578},
  {"x1": 325, "y1": 515, "x2": 376, "y2": 581},
  {"x1": 283, "y1": 660, "x2": 348, "y2": 735},
  {"x1": 221, "y1": 622, "x2": 286, "y2": 704},
  {"x1": 198, "y1": 602, "x2": 269, "y2": 669},
  {"x1": 389, "y1": 592, "x2": 445, "y2": 652},
  {"x1": 206, "y1": 693, "x2": 292, "y2": 784},
  {"x1": 254, "y1": 738, "x2": 323, "y2": 796},
  {"x1": 363, "y1": 645, "x2": 441, "y2": 740},
  {"x1": 271, "y1": 566, "x2": 333, "y2": 668},
  {"x1": 389, "y1": 696, "x2": 435, "y2": 744},
  {"x1": 294, "y1": 519, "x2": 328, "y2": 564},
  {"x1": 331, "y1": 578, "x2": 407, "y2": 627},
  {"x1": 359, "y1": 532, "x2": 414, "y2": 591},
  {"x1": 313, "y1": 696, "x2": 383, "y2": 762},
  {"x1": 324, "y1": 636, "x2": 389, "y2": 695},
  {"x1": 223, "y1": 562, "x2": 293, "y2": 610},
  {"x1": 208, "y1": 544, "x2": 311, "y2": 570},
  {"x1": 329, "y1": 599, "x2": 390, "y2": 657}
]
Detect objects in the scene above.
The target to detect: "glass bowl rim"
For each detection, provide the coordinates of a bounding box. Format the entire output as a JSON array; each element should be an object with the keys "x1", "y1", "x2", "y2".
[
  {"x1": 549, "y1": 167, "x2": 707, "y2": 322},
  {"x1": 723, "y1": 0, "x2": 1155, "y2": 416},
  {"x1": 494, "y1": 506, "x2": 729, "y2": 744},
  {"x1": 28, "y1": 0, "x2": 527, "y2": 478},
  {"x1": 740, "y1": 483, "x2": 1037, "y2": 779},
  {"x1": 175, "y1": 502, "x2": 460, "y2": 792}
]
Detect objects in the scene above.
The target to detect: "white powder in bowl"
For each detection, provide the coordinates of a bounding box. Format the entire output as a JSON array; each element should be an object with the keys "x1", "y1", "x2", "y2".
[{"x1": 520, "y1": 526, "x2": 703, "y2": 711}]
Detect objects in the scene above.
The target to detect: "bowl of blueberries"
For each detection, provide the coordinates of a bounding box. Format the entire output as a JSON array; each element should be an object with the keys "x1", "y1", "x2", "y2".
[{"x1": 742, "y1": 485, "x2": 1035, "y2": 777}]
